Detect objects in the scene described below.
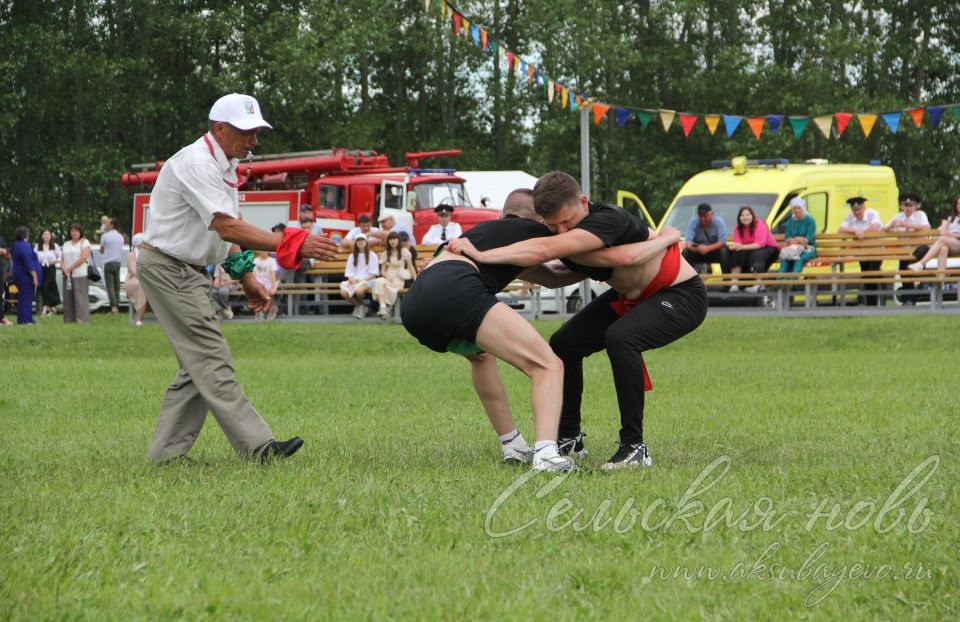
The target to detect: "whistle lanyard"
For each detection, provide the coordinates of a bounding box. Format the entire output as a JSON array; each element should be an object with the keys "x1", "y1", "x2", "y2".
[{"x1": 203, "y1": 134, "x2": 250, "y2": 188}]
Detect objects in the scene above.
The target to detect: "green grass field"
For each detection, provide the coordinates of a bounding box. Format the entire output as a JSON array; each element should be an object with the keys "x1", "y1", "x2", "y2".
[{"x1": 1, "y1": 314, "x2": 957, "y2": 620}]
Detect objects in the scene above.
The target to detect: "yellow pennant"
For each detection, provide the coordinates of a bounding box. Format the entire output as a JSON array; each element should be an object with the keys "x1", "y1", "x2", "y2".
[
  {"x1": 547, "y1": 80, "x2": 555, "y2": 103},
  {"x1": 441, "y1": 1, "x2": 447, "y2": 19},
  {"x1": 659, "y1": 110, "x2": 676, "y2": 131},
  {"x1": 858, "y1": 113, "x2": 878, "y2": 137},
  {"x1": 561, "y1": 87, "x2": 569, "y2": 109},
  {"x1": 704, "y1": 114, "x2": 721, "y2": 135},
  {"x1": 463, "y1": 18, "x2": 470, "y2": 34},
  {"x1": 813, "y1": 115, "x2": 833, "y2": 138}
]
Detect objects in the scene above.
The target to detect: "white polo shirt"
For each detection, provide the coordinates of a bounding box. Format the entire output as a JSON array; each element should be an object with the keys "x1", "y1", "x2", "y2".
[
  {"x1": 885, "y1": 210, "x2": 930, "y2": 231},
  {"x1": 142, "y1": 133, "x2": 239, "y2": 265},
  {"x1": 840, "y1": 208, "x2": 882, "y2": 232}
]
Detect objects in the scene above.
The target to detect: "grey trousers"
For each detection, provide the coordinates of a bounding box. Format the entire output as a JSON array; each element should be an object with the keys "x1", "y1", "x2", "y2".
[
  {"x1": 137, "y1": 248, "x2": 273, "y2": 462},
  {"x1": 104, "y1": 261, "x2": 121, "y2": 308},
  {"x1": 62, "y1": 276, "x2": 90, "y2": 323}
]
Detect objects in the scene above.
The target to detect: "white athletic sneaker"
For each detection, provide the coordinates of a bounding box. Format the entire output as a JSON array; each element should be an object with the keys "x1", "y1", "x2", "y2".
[
  {"x1": 352, "y1": 306, "x2": 363, "y2": 319},
  {"x1": 502, "y1": 435, "x2": 533, "y2": 465},
  {"x1": 531, "y1": 445, "x2": 573, "y2": 473}
]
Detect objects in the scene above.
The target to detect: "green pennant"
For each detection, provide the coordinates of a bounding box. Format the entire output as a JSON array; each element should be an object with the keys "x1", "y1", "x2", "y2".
[
  {"x1": 490, "y1": 40, "x2": 498, "y2": 56},
  {"x1": 789, "y1": 116, "x2": 810, "y2": 139},
  {"x1": 635, "y1": 110, "x2": 652, "y2": 128},
  {"x1": 949, "y1": 105, "x2": 960, "y2": 121}
]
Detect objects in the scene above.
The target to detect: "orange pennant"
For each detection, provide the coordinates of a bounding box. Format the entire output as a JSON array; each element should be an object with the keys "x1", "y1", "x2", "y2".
[
  {"x1": 592, "y1": 104, "x2": 610, "y2": 125},
  {"x1": 746, "y1": 117, "x2": 765, "y2": 139},
  {"x1": 834, "y1": 112, "x2": 853, "y2": 136},
  {"x1": 703, "y1": 115, "x2": 721, "y2": 135},
  {"x1": 908, "y1": 107, "x2": 925, "y2": 128},
  {"x1": 526, "y1": 64, "x2": 534, "y2": 85},
  {"x1": 481, "y1": 29, "x2": 488, "y2": 50},
  {"x1": 678, "y1": 113, "x2": 698, "y2": 137}
]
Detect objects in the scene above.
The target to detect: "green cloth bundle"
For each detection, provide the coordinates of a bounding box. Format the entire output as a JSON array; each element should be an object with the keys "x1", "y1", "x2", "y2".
[{"x1": 221, "y1": 250, "x2": 255, "y2": 279}]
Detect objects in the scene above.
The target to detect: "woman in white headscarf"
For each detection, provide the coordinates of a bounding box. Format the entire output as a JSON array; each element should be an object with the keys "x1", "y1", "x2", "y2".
[
  {"x1": 125, "y1": 233, "x2": 149, "y2": 325},
  {"x1": 777, "y1": 197, "x2": 817, "y2": 273}
]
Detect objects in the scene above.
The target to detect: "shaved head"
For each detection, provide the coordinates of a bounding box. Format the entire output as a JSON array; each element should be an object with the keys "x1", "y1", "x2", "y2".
[{"x1": 500, "y1": 188, "x2": 537, "y2": 220}]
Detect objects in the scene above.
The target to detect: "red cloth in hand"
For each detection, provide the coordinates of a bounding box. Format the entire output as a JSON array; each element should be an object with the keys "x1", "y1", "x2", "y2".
[{"x1": 276, "y1": 227, "x2": 308, "y2": 270}]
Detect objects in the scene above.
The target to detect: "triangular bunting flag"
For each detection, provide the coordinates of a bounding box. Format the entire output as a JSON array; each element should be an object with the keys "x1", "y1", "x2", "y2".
[
  {"x1": 462, "y1": 18, "x2": 470, "y2": 35},
  {"x1": 766, "y1": 115, "x2": 783, "y2": 135},
  {"x1": 834, "y1": 112, "x2": 853, "y2": 136},
  {"x1": 857, "y1": 113, "x2": 877, "y2": 137},
  {"x1": 561, "y1": 87, "x2": 569, "y2": 110},
  {"x1": 615, "y1": 108, "x2": 632, "y2": 128},
  {"x1": 789, "y1": 116, "x2": 809, "y2": 139},
  {"x1": 635, "y1": 110, "x2": 653, "y2": 128},
  {"x1": 570, "y1": 94, "x2": 578, "y2": 113},
  {"x1": 526, "y1": 64, "x2": 534, "y2": 85},
  {"x1": 593, "y1": 104, "x2": 610, "y2": 125},
  {"x1": 882, "y1": 112, "x2": 901, "y2": 134},
  {"x1": 547, "y1": 80, "x2": 554, "y2": 103},
  {"x1": 746, "y1": 117, "x2": 765, "y2": 140},
  {"x1": 453, "y1": 10, "x2": 461, "y2": 32},
  {"x1": 678, "y1": 113, "x2": 698, "y2": 137},
  {"x1": 425, "y1": 0, "x2": 430, "y2": 10},
  {"x1": 659, "y1": 110, "x2": 675, "y2": 131},
  {"x1": 505, "y1": 51, "x2": 514, "y2": 72},
  {"x1": 471, "y1": 24, "x2": 480, "y2": 47},
  {"x1": 813, "y1": 115, "x2": 832, "y2": 138},
  {"x1": 441, "y1": 1, "x2": 447, "y2": 19},
  {"x1": 481, "y1": 29, "x2": 488, "y2": 50},
  {"x1": 490, "y1": 40, "x2": 498, "y2": 55},
  {"x1": 723, "y1": 115, "x2": 741, "y2": 138},
  {"x1": 927, "y1": 106, "x2": 946, "y2": 128},
  {"x1": 949, "y1": 105, "x2": 960, "y2": 122},
  {"x1": 908, "y1": 107, "x2": 925, "y2": 128},
  {"x1": 704, "y1": 114, "x2": 721, "y2": 135}
]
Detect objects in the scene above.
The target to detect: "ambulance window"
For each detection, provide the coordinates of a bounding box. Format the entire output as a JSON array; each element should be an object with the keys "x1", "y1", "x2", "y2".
[
  {"x1": 805, "y1": 193, "x2": 828, "y2": 233},
  {"x1": 318, "y1": 185, "x2": 344, "y2": 210}
]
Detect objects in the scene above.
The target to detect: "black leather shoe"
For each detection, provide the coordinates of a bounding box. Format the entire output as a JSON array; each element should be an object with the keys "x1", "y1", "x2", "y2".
[{"x1": 259, "y1": 437, "x2": 304, "y2": 462}]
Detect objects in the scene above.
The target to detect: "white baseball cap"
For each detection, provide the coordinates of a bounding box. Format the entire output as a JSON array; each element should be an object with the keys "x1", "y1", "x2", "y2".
[{"x1": 209, "y1": 93, "x2": 273, "y2": 130}]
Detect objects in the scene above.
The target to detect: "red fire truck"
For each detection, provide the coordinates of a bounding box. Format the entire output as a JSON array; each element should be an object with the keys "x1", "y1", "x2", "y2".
[{"x1": 121, "y1": 149, "x2": 500, "y2": 243}]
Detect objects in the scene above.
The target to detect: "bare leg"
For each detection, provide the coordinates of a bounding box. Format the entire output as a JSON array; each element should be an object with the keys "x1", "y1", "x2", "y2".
[
  {"x1": 911, "y1": 237, "x2": 948, "y2": 270},
  {"x1": 938, "y1": 238, "x2": 960, "y2": 272},
  {"x1": 464, "y1": 352, "x2": 515, "y2": 435},
  {"x1": 473, "y1": 303, "x2": 563, "y2": 443}
]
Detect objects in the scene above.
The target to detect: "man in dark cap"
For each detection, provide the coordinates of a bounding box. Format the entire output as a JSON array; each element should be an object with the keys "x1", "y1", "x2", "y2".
[
  {"x1": 838, "y1": 195, "x2": 883, "y2": 305},
  {"x1": 884, "y1": 192, "x2": 931, "y2": 305},
  {"x1": 421, "y1": 205, "x2": 463, "y2": 245}
]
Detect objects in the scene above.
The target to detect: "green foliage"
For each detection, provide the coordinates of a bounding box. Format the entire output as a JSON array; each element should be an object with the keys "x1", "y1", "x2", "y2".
[
  {"x1": 1, "y1": 0, "x2": 959, "y2": 237},
  {"x1": 1, "y1": 315, "x2": 958, "y2": 618}
]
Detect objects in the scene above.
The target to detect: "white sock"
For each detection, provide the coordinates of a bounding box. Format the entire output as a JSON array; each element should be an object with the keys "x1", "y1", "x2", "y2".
[
  {"x1": 534, "y1": 440, "x2": 558, "y2": 452},
  {"x1": 499, "y1": 430, "x2": 520, "y2": 444}
]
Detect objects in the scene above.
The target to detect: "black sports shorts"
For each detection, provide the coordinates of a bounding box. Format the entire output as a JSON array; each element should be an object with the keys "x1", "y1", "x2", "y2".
[{"x1": 400, "y1": 260, "x2": 499, "y2": 353}]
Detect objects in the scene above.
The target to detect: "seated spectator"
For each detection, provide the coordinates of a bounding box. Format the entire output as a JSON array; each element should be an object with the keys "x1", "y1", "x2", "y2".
[
  {"x1": 729, "y1": 206, "x2": 779, "y2": 279},
  {"x1": 909, "y1": 194, "x2": 960, "y2": 273},
  {"x1": 838, "y1": 195, "x2": 882, "y2": 305},
  {"x1": 210, "y1": 264, "x2": 237, "y2": 320},
  {"x1": 421, "y1": 205, "x2": 462, "y2": 245},
  {"x1": 339, "y1": 234, "x2": 379, "y2": 318},
  {"x1": 398, "y1": 231, "x2": 418, "y2": 286},
  {"x1": 125, "y1": 233, "x2": 150, "y2": 325},
  {"x1": 342, "y1": 215, "x2": 380, "y2": 249},
  {"x1": 370, "y1": 213, "x2": 414, "y2": 247},
  {"x1": 252, "y1": 250, "x2": 279, "y2": 320},
  {"x1": 778, "y1": 197, "x2": 817, "y2": 273},
  {"x1": 681, "y1": 203, "x2": 731, "y2": 274},
  {"x1": 299, "y1": 205, "x2": 325, "y2": 236},
  {"x1": 884, "y1": 192, "x2": 930, "y2": 305},
  {"x1": 373, "y1": 232, "x2": 417, "y2": 319}
]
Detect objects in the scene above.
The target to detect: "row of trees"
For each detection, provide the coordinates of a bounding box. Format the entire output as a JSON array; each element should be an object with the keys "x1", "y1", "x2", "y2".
[{"x1": 2, "y1": 0, "x2": 959, "y2": 238}]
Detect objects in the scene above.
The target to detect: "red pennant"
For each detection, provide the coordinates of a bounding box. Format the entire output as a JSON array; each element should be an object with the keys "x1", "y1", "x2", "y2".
[
  {"x1": 592, "y1": 104, "x2": 610, "y2": 125},
  {"x1": 678, "y1": 113, "x2": 698, "y2": 137},
  {"x1": 746, "y1": 117, "x2": 765, "y2": 140},
  {"x1": 506, "y1": 51, "x2": 515, "y2": 71},
  {"x1": 835, "y1": 112, "x2": 853, "y2": 136},
  {"x1": 908, "y1": 107, "x2": 925, "y2": 128},
  {"x1": 453, "y1": 12, "x2": 461, "y2": 35}
]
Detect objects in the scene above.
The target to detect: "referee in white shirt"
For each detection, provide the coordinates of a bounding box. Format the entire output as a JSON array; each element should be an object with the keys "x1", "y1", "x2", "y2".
[{"x1": 138, "y1": 93, "x2": 339, "y2": 463}]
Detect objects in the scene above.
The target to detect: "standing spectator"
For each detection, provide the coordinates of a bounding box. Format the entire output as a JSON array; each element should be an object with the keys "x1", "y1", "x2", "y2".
[
  {"x1": 681, "y1": 203, "x2": 731, "y2": 274},
  {"x1": 11, "y1": 226, "x2": 39, "y2": 325},
  {"x1": 252, "y1": 250, "x2": 279, "y2": 320},
  {"x1": 729, "y1": 206, "x2": 779, "y2": 278},
  {"x1": 838, "y1": 196, "x2": 883, "y2": 305},
  {"x1": 0, "y1": 233, "x2": 9, "y2": 325},
  {"x1": 373, "y1": 232, "x2": 417, "y2": 319},
  {"x1": 61, "y1": 222, "x2": 92, "y2": 323},
  {"x1": 339, "y1": 234, "x2": 379, "y2": 318},
  {"x1": 421, "y1": 205, "x2": 462, "y2": 246},
  {"x1": 778, "y1": 198, "x2": 817, "y2": 273},
  {"x1": 884, "y1": 192, "x2": 930, "y2": 305},
  {"x1": 341, "y1": 215, "x2": 380, "y2": 249},
  {"x1": 34, "y1": 229, "x2": 62, "y2": 316},
  {"x1": 125, "y1": 234, "x2": 149, "y2": 325},
  {"x1": 909, "y1": 194, "x2": 960, "y2": 273},
  {"x1": 99, "y1": 217, "x2": 125, "y2": 314}
]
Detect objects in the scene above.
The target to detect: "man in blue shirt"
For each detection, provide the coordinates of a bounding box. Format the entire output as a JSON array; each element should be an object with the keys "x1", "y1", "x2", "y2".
[{"x1": 682, "y1": 203, "x2": 731, "y2": 273}]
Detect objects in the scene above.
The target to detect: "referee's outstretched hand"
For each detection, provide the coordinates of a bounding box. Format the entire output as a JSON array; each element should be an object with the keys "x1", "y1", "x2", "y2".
[{"x1": 299, "y1": 235, "x2": 340, "y2": 261}]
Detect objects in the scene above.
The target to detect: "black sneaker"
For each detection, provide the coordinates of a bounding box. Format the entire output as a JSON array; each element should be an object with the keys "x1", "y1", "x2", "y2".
[
  {"x1": 557, "y1": 433, "x2": 588, "y2": 459},
  {"x1": 259, "y1": 437, "x2": 304, "y2": 462},
  {"x1": 600, "y1": 442, "x2": 652, "y2": 471}
]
